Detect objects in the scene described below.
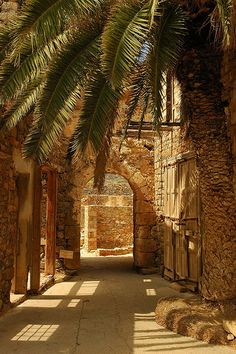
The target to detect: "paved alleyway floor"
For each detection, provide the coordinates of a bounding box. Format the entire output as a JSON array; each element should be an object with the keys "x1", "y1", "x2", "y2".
[{"x1": 0, "y1": 255, "x2": 235, "y2": 354}]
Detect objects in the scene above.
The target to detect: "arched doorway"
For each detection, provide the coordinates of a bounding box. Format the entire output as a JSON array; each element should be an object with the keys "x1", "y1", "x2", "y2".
[
  {"x1": 61, "y1": 147, "x2": 158, "y2": 271},
  {"x1": 80, "y1": 174, "x2": 134, "y2": 257}
]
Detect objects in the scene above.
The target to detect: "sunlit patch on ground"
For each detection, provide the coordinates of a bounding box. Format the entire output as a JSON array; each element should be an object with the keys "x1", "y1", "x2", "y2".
[{"x1": 11, "y1": 324, "x2": 59, "y2": 342}]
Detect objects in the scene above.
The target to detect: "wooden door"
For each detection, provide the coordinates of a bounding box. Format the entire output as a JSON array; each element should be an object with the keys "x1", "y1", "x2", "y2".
[
  {"x1": 163, "y1": 157, "x2": 201, "y2": 284},
  {"x1": 164, "y1": 218, "x2": 174, "y2": 278}
]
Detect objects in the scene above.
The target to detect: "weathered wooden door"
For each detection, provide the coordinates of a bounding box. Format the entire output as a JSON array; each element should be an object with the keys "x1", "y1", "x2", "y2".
[{"x1": 163, "y1": 156, "x2": 201, "y2": 285}]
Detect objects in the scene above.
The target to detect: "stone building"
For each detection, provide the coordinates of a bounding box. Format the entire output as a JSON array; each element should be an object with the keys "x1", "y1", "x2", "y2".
[{"x1": 0, "y1": 0, "x2": 236, "y2": 312}]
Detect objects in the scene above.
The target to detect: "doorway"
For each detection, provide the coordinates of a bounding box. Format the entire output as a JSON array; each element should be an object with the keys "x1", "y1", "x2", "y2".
[{"x1": 80, "y1": 174, "x2": 134, "y2": 257}]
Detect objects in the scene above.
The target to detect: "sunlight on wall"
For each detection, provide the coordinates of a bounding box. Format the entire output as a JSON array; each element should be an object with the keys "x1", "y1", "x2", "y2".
[{"x1": 11, "y1": 324, "x2": 59, "y2": 342}]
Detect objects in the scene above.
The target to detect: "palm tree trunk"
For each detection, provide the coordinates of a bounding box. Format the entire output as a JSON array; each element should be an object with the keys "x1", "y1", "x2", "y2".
[{"x1": 177, "y1": 47, "x2": 236, "y2": 301}]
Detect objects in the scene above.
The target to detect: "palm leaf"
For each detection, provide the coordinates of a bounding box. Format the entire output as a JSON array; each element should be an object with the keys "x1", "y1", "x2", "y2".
[
  {"x1": 9, "y1": 0, "x2": 102, "y2": 59},
  {"x1": 214, "y1": 0, "x2": 232, "y2": 46},
  {"x1": 1, "y1": 80, "x2": 44, "y2": 129},
  {"x1": 93, "y1": 134, "x2": 111, "y2": 191},
  {"x1": 67, "y1": 73, "x2": 121, "y2": 161},
  {"x1": 119, "y1": 63, "x2": 149, "y2": 149},
  {"x1": 0, "y1": 25, "x2": 14, "y2": 64},
  {"x1": 36, "y1": 32, "x2": 101, "y2": 125},
  {"x1": 102, "y1": 0, "x2": 159, "y2": 88},
  {"x1": 138, "y1": 91, "x2": 150, "y2": 139},
  {"x1": 23, "y1": 33, "x2": 101, "y2": 162},
  {"x1": 149, "y1": 2, "x2": 186, "y2": 126},
  {"x1": 0, "y1": 31, "x2": 70, "y2": 103}
]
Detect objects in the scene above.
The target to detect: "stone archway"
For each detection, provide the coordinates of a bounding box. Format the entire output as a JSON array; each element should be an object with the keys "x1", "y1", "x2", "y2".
[{"x1": 65, "y1": 136, "x2": 159, "y2": 271}]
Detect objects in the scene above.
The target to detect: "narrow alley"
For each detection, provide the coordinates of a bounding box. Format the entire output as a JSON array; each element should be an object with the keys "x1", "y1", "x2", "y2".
[{"x1": 0, "y1": 255, "x2": 234, "y2": 354}]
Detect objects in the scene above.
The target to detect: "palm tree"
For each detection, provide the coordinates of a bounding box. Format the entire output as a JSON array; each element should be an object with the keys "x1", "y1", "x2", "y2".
[{"x1": 0, "y1": 0, "x2": 235, "y2": 301}]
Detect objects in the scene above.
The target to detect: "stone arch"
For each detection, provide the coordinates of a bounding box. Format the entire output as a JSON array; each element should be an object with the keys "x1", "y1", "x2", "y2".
[{"x1": 67, "y1": 144, "x2": 158, "y2": 270}]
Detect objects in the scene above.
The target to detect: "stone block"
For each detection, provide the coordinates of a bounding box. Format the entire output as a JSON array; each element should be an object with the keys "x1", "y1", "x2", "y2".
[
  {"x1": 135, "y1": 238, "x2": 158, "y2": 253},
  {"x1": 137, "y1": 226, "x2": 150, "y2": 239},
  {"x1": 135, "y1": 251, "x2": 156, "y2": 268},
  {"x1": 65, "y1": 225, "x2": 80, "y2": 241},
  {"x1": 135, "y1": 200, "x2": 154, "y2": 213},
  {"x1": 87, "y1": 240, "x2": 97, "y2": 251},
  {"x1": 135, "y1": 212, "x2": 156, "y2": 226},
  {"x1": 64, "y1": 251, "x2": 80, "y2": 270}
]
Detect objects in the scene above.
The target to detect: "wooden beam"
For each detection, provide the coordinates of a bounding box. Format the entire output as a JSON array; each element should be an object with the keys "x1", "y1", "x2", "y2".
[
  {"x1": 12, "y1": 173, "x2": 30, "y2": 294},
  {"x1": 45, "y1": 170, "x2": 57, "y2": 275},
  {"x1": 30, "y1": 164, "x2": 42, "y2": 293}
]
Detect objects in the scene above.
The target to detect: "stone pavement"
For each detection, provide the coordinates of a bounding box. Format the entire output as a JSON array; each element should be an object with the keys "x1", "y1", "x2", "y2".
[{"x1": 0, "y1": 255, "x2": 235, "y2": 354}]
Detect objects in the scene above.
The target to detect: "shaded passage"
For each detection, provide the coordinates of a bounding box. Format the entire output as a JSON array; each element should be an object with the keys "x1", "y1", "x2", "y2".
[{"x1": 0, "y1": 256, "x2": 234, "y2": 354}]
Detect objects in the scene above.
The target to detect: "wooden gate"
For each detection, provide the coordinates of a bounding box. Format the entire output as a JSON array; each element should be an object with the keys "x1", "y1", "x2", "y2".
[{"x1": 163, "y1": 155, "x2": 201, "y2": 286}]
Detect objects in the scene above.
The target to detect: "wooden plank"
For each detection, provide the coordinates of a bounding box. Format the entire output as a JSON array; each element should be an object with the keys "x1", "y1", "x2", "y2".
[
  {"x1": 45, "y1": 170, "x2": 57, "y2": 275},
  {"x1": 175, "y1": 227, "x2": 188, "y2": 279},
  {"x1": 186, "y1": 220, "x2": 200, "y2": 282},
  {"x1": 163, "y1": 156, "x2": 201, "y2": 285},
  {"x1": 164, "y1": 219, "x2": 174, "y2": 271},
  {"x1": 187, "y1": 159, "x2": 198, "y2": 218},
  {"x1": 12, "y1": 173, "x2": 30, "y2": 294},
  {"x1": 30, "y1": 164, "x2": 42, "y2": 292}
]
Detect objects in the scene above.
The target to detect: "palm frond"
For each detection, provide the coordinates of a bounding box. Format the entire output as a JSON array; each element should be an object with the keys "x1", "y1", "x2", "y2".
[
  {"x1": 22, "y1": 33, "x2": 101, "y2": 163},
  {"x1": 138, "y1": 91, "x2": 150, "y2": 139},
  {"x1": 36, "y1": 32, "x2": 101, "y2": 125},
  {"x1": 126, "y1": 66, "x2": 148, "y2": 124},
  {"x1": 213, "y1": 0, "x2": 232, "y2": 46},
  {"x1": 102, "y1": 0, "x2": 159, "y2": 88},
  {"x1": 150, "y1": 2, "x2": 186, "y2": 126},
  {"x1": 119, "y1": 64, "x2": 149, "y2": 149},
  {"x1": 0, "y1": 31, "x2": 70, "y2": 103},
  {"x1": 0, "y1": 25, "x2": 13, "y2": 64},
  {"x1": 9, "y1": 0, "x2": 102, "y2": 58},
  {"x1": 67, "y1": 73, "x2": 121, "y2": 161},
  {"x1": 93, "y1": 135, "x2": 111, "y2": 191},
  {"x1": 1, "y1": 80, "x2": 43, "y2": 129}
]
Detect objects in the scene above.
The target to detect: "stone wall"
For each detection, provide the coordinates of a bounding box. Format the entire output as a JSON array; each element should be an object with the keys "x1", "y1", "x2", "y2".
[
  {"x1": 0, "y1": 0, "x2": 20, "y2": 311},
  {"x1": 0, "y1": 130, "x2": 17, "y2": 311},
  {"x1": 82, "y1": 194, "x2": 133, "y2": 252},
  {"x1": 96, "y1": 205, "x2": 133, "y2": 249},
  {"x1": 39, "y1": 143, "x2": 81, "y2": 270},
  {"x1": 222, "y1": 43, "x2": 236, "y2": 195},
  {"x1": 81, "y1": 174, "x2": 133, "y2": 253},
  {"x1": 109, "y1": 137, "x2": 158, "y2": 269}
]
